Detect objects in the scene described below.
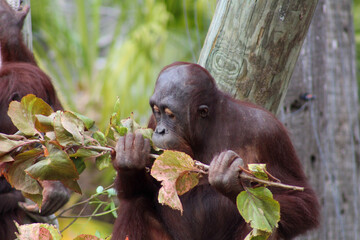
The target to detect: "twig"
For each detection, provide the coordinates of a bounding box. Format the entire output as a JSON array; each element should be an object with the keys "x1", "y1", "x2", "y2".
[
  {"x1": 55, "y1": 183, "x2": 115, "y2": 218},
  {"x1": 152, "y1": 155, "x2": 303, "y2": 191},
  {"x1": 57, "y1": 208, "x2": 119, "y2": 219},
  {"x1": 194, "y1": 161, "x2": 303, "y2": 191},
  {"x1": 149, "y1": 153, "x2": 160, "y2": 159},
  {"x1": 195, "y1": 161, "x2": 209, "y2": 172},
  {"x1": 239, "y1": 173, "x2": 304, "y2": 191},
  {"x1": 84, "y1": 145, "x2": 114, "y2": 152},
  {"x1": 60, "y1": 202, "x2": 89, "y2": 233}
]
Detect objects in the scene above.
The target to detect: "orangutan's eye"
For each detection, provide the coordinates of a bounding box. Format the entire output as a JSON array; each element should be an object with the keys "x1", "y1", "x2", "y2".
[{"x1": 198, "y1": 105, "x2": 209, "y2": 118}]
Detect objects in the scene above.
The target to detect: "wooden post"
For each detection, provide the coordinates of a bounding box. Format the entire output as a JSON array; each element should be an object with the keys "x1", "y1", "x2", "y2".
[
  {"x1": 280, "y1": 0, "x2": 360, "y2": 239},
  {"x1": 198, "y1": 0, "x2": 318, "y2": 114}
]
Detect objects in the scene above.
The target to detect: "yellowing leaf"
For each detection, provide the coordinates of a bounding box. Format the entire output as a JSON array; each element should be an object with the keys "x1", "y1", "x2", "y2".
[
  {"x1": 7, "y1": 94, "x2": 54, "y2": 136},
  {"x1": 22, "y1": 193, "x2": 43, "y2": 209},
  {"x1": 15, "y1": 222, "x2": 61, "y2": 240},
  {"x1": 35, "y1": 113, "x2": 55, "y2": 132},
  {"x1": 236, "y1": 187, "x2": 280, "y2": 232},
  {"x1": 61, "y1": 179, "x2": 82, "y2": 194},
  {"x1": 176, "y1": 171, "x2": 200, "y2": 196},
  {"x1": 248, "y1": 164, "x2": 268, "y2": 180},
  {"x1": 150, "y1": 150, "x2": 200, "y2": 214},
  {"x1": 0, "y1": 133, "x2": 26, "y2": 158},
  {"x1": 244, "y1": 229, "x2": 271, "y2": 240},
  {"x1": 74, "y1": 234, "x2": 101, "y2": 240},
  {"x1": 7, "y1": 149, "x2": 43, "y2": 195}
]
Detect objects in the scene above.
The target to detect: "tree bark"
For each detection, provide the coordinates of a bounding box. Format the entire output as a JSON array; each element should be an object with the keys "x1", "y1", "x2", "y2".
[
  {"x1": 198, "y1": 0, "x2": 318, "y2": 114},
  {"x1": 199, "y1": 0, "x2": 360, "y2": 239},
  {"x1": 280, "y1": 0, "x2": 360, "y2": 239}
]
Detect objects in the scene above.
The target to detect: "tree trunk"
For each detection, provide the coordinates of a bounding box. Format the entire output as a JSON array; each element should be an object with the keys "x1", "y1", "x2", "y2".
[
  {"x1": 198, "y1": 0, "x2": 318, "y2": 114},
  {"x1": 280, "y1": 0, "x2": 360, "y2": 239},
  {"x1": 199, "y1": 0, "x2": 360, "y2": 239}
]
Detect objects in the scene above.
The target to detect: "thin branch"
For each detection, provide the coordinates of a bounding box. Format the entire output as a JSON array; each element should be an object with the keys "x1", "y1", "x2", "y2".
[
  {"x1": 60, "y1": 202, "x2": 89, "y2": 233},
  {"x1": 194, "y1": 161, "x2": 303, "y2": 191},
  {"x1": 194, "y1": 161, "x2": 209, "y2": 172},
  {"x1": 84, "y1": 145, "x2": 114, "y2": 152},
  {"x1": 57, "y1": 208, "x2": 118, "y2": 219},
  {"x1": 149, "y1": 153, "x2": 159, "y2": 159},
  {"x1": 239, "y1": 173, "x2": 304, "y2": 191},
  {"x1": 56, "y1": 183, "x2": 115, "y2": 218}
]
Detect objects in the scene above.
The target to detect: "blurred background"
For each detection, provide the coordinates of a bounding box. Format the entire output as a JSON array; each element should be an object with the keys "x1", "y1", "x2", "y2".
[
  {"x1": 30, "y1": 0, "x2": 217, "y2": 238},
  {"x1": 28, "y1": 0, "x2": 360, "y2": 238}
]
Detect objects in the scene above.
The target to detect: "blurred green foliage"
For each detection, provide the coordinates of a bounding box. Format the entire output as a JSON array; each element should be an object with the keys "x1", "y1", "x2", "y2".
[
  {"x1": 31, "y1": 0, "x2": 216, "y2": 129},
  {"x1": 30, "y1": 1, "x2": 216, "y2": 235}
]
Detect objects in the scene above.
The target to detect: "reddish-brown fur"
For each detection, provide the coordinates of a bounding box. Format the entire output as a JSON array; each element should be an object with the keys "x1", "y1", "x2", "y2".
[
  {"x1": 0, "y1": 1, "x2": 66, "y2": 239},
  {"x1": 112, "y1": 62, "x2": 320, "y2": 240}
]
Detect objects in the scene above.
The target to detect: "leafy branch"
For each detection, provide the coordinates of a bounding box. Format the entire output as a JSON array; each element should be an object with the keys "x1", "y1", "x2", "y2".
[
  {"x1": 0, "y1": 95, "x2": 304, "y2": 240},
  {"x1": 0, "y1": 94, "x2": 151, "y2": 207},
  {"x1": 194, "y1": 160, "x2": 304, "y2": 191},
  {"x1": 150, "y1": 151, "x2": 304, "y2": 240}
]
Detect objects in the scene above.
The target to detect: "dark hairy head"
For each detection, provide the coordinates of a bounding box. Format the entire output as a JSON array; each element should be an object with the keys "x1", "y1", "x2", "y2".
[
  {"x1": 0, "y1": 63, "x2": 62, "y2": 134},
  {"x1": 150, "y1": 62, "x2": 219, "y2": 156},
  {"x1": 0, "y1": 0, "x2": 29, "y2": 41}
]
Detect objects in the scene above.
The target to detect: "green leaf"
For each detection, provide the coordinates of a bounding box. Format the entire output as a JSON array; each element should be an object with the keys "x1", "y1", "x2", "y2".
[
  {"x1": 0, "y1": 133, "x2": 26, "y2": 158},
  {"x1": 121, "y1": 114, "x2": 141, "y2": 133},
  {"x1": 25, "y1": 143, "x2": 79, "y2": 181},
  {"x1": 7, "y1": 149, "x2": 43, "y2": 195},
  {"x1": 110, "y1": 200, "x2": 118, "y2": 218},
  {"x1": 95, "y1": 153, "x2": 111, "y2": 170},
  {"x1": 54, "y1": 111, "x2": 84, "y2": 147},
  {"x1": 150, "y1": 150, "x2": 200, "y2": 214},
  {"x1": 71, "y1": 157, "x2": 86, "y2": 175},
  {"x1": 135, "y1": 128, "x2": 160, "y2": 151},
  {"x1": 61, "y1": 179, "x2": 82, "y2": 194},
  {"x1": 60, "y1": 111, "x2": 85, "y2": 144},
  {"x1": 96, "y1": 186, "x2": 104, "y2": 194},
  {"x1": 114, "y1": 126, "x2": 128, "y2": 136},
  {"x1": 71, "y1": 111, "x2": 95, "y2": 130},
  {"x1": 111, "y1": 98, "x2": 122, "y2": 126},
  {"x1": 35, "y1": 113, "x2": 55, "y2": 132},
  {"x1": 236, "y1": 187, "x2": 280, "y2": 232},
  {"x1": 135, "y1": 128, "x2": 153, "y2": 140},
  {"x1": 107, "y1": 188, "x2": 117, "y2": 197},
  {"x1": 21, "y1": 193, "x2": 43, "y2": 209},
  {"x1": 248, "y1": 164, "x2": 268, "y2": 181},
  {"x1": 70, "y1": 148, "x2": 99, "y2": 158},
  {"x1": 15, "y1": 223, "x2": 61, "y2": 240},
  {"x1": 92, "y1": 131, "x2": 107, "y2": 146},
  {"x1": 7, "y1": 94, "x2": 54, "y2": 136}
]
